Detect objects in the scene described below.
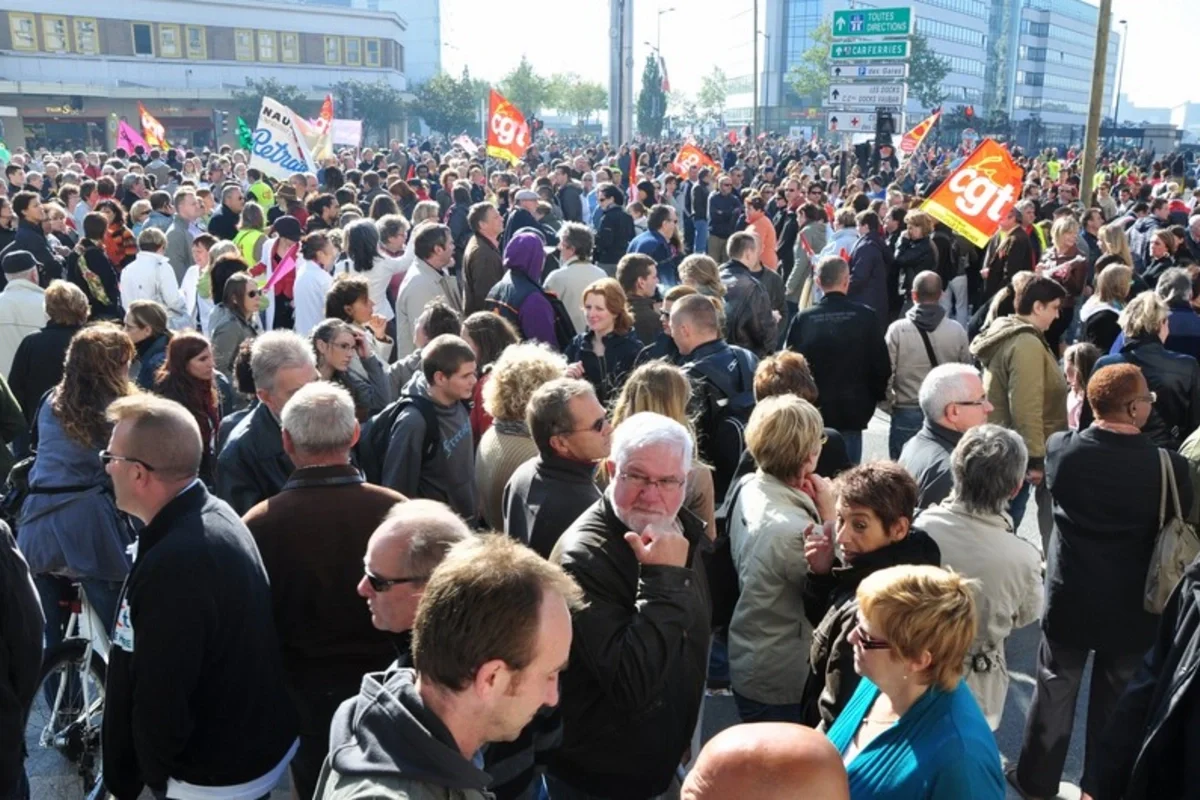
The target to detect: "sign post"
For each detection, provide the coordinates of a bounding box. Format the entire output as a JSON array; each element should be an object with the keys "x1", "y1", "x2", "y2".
[{"x1": 832, "y1": 8, "x2": 915, "y2": 38}]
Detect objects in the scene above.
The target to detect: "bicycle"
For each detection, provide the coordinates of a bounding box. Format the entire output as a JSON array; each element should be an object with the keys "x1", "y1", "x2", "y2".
[{"x1": 24, "y1": 581, "x2": 111, "y2": 800}]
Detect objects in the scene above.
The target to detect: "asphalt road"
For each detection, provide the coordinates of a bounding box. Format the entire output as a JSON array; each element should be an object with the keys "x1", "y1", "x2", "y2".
[{"x1": 29, "y1": 411, "x2": 1089, "y2": 800}]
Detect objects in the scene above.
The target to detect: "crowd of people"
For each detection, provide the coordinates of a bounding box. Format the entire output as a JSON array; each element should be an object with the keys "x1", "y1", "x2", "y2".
[{"x1": 0, "y1": 132, "x2": 1198, "y2": 800}]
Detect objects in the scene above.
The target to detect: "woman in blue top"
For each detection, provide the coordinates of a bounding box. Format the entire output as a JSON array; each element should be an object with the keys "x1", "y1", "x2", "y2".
[{"x1": 826, "y1": 564, "x2": 1005, "y2": 800}]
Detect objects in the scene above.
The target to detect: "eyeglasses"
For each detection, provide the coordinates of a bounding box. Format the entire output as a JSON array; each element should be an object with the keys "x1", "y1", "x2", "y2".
[
  {"x1": 618, "y1": 472, "x2": 685, "y2": 493},
  {"x1": 99, "y1": 450, "x2": 156, "y2": 471},
  {"x1": 566, "y1": 416, "x2": 607, "y2": 435},
  {"x1": 1136, "y1": 391, "x2": 1158, "y2": 404},
  {"x1": 852, "y1": 621, "x2": 891, "y2": 651},
  {"x1": 364, "y1": 567, "x2": 428, "y2": 592},
  {"x1": 953, "y1": 398, "x2": 990, "y2": 407}
]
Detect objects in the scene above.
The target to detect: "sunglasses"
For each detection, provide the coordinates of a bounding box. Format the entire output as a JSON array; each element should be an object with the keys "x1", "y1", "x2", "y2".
[
  {"x1": 364, "y1": 567, "x2": 428, "y2": 592},
  {"x1": 567, "y1": 416, "x2": 607, "y2": 435},
  {"x1": 246, "y1": 289, "x2": 261, "y2": 298},
  {"x1": 99, "y1": 449, "x2": 156, "y2": 471},
  {"x1": 853, "y1": 621, "x2": 890, "y2": 651}
]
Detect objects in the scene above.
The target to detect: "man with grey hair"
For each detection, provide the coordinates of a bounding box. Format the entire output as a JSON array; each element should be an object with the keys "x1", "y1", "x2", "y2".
[
  {"x1": 243, "y1": 382, "x2": 405, "y2": 800},
  {"x1": 206, "y1": 182, "x2": 245, "y2": 241},
  {"x1": 785, "y1": 255, "x2": 890, "y2": 465},
  {"x1": 217, "y1": 330, "x2": 317, "y2": 514},
  {"x1": 1156, "y1": 266, "x2": 1200, "y2": 363},
  {"x1": 504, "y1": 378, "x2": 611, "y2": 558},
  {"x1": 900, "y1": 362, "x2": 994, "y2": 508},
  {"x1": 545, "y1": 222, "x2": 605, "y2": 334},
  {"x1": 885, "y1": 269, "x2": 971, "y2": 458},
  {"x1": 548, "y1": 411, "x2": 710, "y2": 799},
  {"x1": 915, "y1": 424, "x2": 1042, "y2": 730},
  {"x1": 101, "y1": 394, "x2": 299, "y2": 800}
]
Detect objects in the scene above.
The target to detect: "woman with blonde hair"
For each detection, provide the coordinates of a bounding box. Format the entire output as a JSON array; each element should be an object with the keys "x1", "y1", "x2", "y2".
[
  {"x1": 679, "y1": 253, "x2": 727, "y2": 300},
  {"x1": 602, "y1": 360, "x2": 717, "y2": 542},
  {"x1": 1098, "y1": 221, "x2": 1134, "y2": 267},
  {"x1": 19, "y1": 324, "x2": 138, "y2": 648},
  {"x1": 893, "y1": 209, "x2": 939, "y2": 303},
  {"x1": 826, "y1": 565, "x2": 1003, "y2": 798},
  {"x1": 1038, "y1": 215, "x2": 1088, "y2": 352},
  {"x1": 564, "y1": 278, "x2": 643, "y2": 406},
  {"x1": 727, "y1": 394, "x2": 834, "y2": 723},
  {"x1": 1080, "y1": 260, "x2": 1132, "y2": 352},
  {"x1": 124, "y1": 299, "x2": 172, "y2": 390},
  {"x1": 475, "y1": 342, "x2": 568, "y2": 531}
]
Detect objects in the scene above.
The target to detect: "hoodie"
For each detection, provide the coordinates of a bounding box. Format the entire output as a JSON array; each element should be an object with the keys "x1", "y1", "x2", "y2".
[
  {"x1": 486, "y1": 232, "x2": 558, "y2": 347},
  {"x1": 316, "y1": 668, "x2": 492, "y2": 800},
  {"x1": 885, "y1": 303, "x2": 970, "y2": 408},
  {"x1": 969, "y1": 315, "x2": 1069, "y2": 465},
  {"x1": 380, "y1": 371, "x2": 476, "y2": 522}
]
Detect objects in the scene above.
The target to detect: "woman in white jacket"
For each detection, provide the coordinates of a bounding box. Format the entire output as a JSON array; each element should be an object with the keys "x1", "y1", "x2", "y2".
[
  {"x1": 119, "y1": 227, "x2": 190, "y2": 329},
  {"x1": 336, "y1": 219, "x2": 405, "y2": 328}
]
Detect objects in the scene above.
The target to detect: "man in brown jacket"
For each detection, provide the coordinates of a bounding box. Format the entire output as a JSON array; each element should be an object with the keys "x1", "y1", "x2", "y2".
[
  {"x1": 462, "y1": 201, "x2": 505, "y2": 315},
  {"x1": 243, "y1": 382, "x2": 406, "y2": 800}
]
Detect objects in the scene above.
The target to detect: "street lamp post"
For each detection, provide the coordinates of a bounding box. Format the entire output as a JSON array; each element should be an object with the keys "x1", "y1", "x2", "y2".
[
  {"x1": 757, "y1": 29, "x2": 771, "y2": 132},
  {"x1": 1111, "y1": 19, "x2": 1128, "y2": 142},
  {"x1": 656, "y1": 6, "x2": 675, "y2": 52}
]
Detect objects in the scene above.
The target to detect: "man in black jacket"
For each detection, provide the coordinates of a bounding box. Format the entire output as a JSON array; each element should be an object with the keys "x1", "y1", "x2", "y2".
[
  {"x1": 720, "y1": 231, "x2": 778, "y2": 357},
  {"x1": 504, "y1": 378, "x2": 610, "y2": 558},
  {"x1": 554, "y1": 164, "x2": 585, "y2": 223},
  {"x1": 594, "y1": 184, "x2": 635, "y2": 274},
  {"x1": 707, "y1": 175, "x2": 741, "y2": 262},
  {"x1": 205, "y1": 183, "x2": 244, "y2": 242},
  {"x1": 548, "y1": 412, "x2": 710, "y2": 799},
  {"x1": 786, "y1": 255, "x2": 890, "y2": 465},
  {"x1": 101, "y1": 394, "x2": 298, "y2": 800},
  {"x1": 216, "y1": 331, "x2": 317, "y2": 514},
  {"x1": 0, "y1": 521, "x2": 41, "y2": 800},
  {"x1": 1, "y1": 191, "x2": 64, "y2": 287}
]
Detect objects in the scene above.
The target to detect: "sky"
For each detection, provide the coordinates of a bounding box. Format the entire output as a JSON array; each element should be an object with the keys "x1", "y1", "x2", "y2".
[{"x1": 440, "y1": 0, "x2": 1194, "y2": 111}]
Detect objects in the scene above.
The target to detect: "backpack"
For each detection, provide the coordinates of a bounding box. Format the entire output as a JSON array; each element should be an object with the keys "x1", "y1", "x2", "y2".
[
  {"x1": 705, "y1": 472, "x2": 755, "y2": 630},
  {"x1": 685, "y1": 345, "x2": 758, "y2": 500},
  {"x1": 355, "y1": 394, "x2": 439, "y2": 485},
  {"x1": 487, "y1": 285, "x2": 577, "y2": 352}
]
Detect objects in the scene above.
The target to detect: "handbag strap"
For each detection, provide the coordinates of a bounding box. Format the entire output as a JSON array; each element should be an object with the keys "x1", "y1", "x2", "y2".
[
  {"x1": 1158, "y1": 448, "x2": 1171, "y2": 528},
  {"x1": 916, "y1": 327, "x2": 940, "y2": 368},
  {"x1": 1162, "y1": 448, "x2": 1186, "y2": 523}
]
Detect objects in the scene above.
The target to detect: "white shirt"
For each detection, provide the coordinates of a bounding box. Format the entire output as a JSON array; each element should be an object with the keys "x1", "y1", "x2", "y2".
[
  {"x1": 119, "y1": 251, "x2": 189, "y2": 328},
  {"x1": 166, "y1": 738, "x2": 298, "y2": 800},
  {"x1": 0, "y1": 278, "x2": 46, "y2": 378},
  {"x1": 292, "y1": 259, "x2": 334, "y2": 337},
  {"x1": 336, "y1": 251, "x2": 405, "y2": 323},
  {"x1": 544, "y1": 258, "x2": 607, "y2": 334}
]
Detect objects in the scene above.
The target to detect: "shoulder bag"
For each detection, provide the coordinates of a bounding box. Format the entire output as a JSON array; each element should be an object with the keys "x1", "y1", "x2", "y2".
[{"x1": 1145, "y1": 448, "x2": 1200, "y2": 613}]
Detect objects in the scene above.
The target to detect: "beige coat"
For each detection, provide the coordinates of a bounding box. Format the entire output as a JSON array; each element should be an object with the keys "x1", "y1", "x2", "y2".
[{"x1": 916, "y1": 498, "x2": 1043, "y2": 729}]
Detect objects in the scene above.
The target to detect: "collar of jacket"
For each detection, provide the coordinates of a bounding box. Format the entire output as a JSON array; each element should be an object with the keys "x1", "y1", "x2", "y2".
[
  {"x1": 687, "y1": 337, "x2": 731, "y2": 363},
  {"x1": 415, "y1": 256, "x2": 449, "y2": 279},
  {"x1": 922, "y1": 418, "x2": 964, "y2": 451},
  {"x1": 934, "y1": 497, "x2": 1014, "y2": 534},
  {"x1": 16, "y1": 218, "x2": 44, "y2": 237},
  {"x1": 1122, "y1": 335, "x2": 1165, "y2": 354},
  {"x1": 282, "y1": 463, "x2": 363, "y2": 492},
  {"x1": 831, "y1": 527, "x2": 940, "y2": 584},
  {"x1": 538, "y1": 451, "x2": 600, "y2": 483},
  {"x1": 139, "y1": 481, "x2": 208, "y2": 555},
  {"x1": 473, "y1": 232, "x2": 500, "y2": 254},
  {"x1": 722, "y1": 258, "x2": 752, "y2": 276}
]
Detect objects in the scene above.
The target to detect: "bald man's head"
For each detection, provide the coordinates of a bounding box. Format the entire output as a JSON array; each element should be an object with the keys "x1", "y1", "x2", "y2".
[{"x1": 682, "y1": 723, "x2": 848, "y2": 800}]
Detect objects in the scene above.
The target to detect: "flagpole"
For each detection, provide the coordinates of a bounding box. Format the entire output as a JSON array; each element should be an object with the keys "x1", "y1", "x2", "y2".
[{"x1": 481, "y1": 93, "x2": 490, "y2": 198}]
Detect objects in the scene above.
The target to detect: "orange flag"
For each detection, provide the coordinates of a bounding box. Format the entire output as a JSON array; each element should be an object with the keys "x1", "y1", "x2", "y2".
[
  {"x1": 630, "y1": 147, "x2": 638, "y2": 187},
  {"x1": 921, "y1": 138, "x2": 1024, "y2": 248},
  {"x1": 138, "y1": 102, "x2": 168, "y2": 150},
  {"x1": 672, "y1": 143, "x2": 718, "y2": 177},
  {"x1": 486, "y1": 89, "x2": 530, "y2": 165},
  {"x1": 899, "y1": 110, "x2": 941, "y2": 155}
]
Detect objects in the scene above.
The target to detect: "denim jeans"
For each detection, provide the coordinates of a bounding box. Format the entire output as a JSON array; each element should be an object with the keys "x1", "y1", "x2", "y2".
[
  {"x1": 707, "y1": 630, "x2": 730, "y2": 686},
  {"x1": 692, "y1": 219, "x2": 709, "y2": 257},
  {"x1": 732, "y1": 691, "x2": 804, "y2": 724},
  {"x1": 888, "y1": 406, "x2": 925, "y2": 460},
  {"x1": 839, "y1": 430, "x2": 864, "y2": 465}
]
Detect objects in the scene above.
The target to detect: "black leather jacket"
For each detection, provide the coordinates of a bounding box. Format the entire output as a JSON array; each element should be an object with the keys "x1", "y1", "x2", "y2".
[
  {"x1": 1093, "y1": 337, "x2": 1200, "y2": 449},
  {"x1": 215, "y1": 403, "x2": 294, "y2": 515}
]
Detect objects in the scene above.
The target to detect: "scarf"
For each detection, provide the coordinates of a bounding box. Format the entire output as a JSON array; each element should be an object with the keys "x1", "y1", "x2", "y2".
[{"x1": 74, "y1": 241, "x2": 112, "y2": 305}]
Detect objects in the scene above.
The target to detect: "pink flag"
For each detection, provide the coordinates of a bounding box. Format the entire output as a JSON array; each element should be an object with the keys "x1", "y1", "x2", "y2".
[
  {"x1": 263, "y1": 243, "x2": 300, "y2": 292},
  {"x1": 117, "y1": 120, "x2": 148, "y2": 153}
]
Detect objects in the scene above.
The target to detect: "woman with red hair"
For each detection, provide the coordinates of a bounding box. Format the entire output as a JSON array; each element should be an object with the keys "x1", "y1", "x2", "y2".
[{"x1": 564, "y1": 277, "x2": 644, "y2": 406}]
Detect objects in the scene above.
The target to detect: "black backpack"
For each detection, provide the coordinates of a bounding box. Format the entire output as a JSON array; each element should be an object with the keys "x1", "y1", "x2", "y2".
[
  {"x1": 685, "y1": 346, "x2": 758, "y2": 501},
  {"x1": 487, "y1": 289, "x2": 577, "y2": 352},
  {"x1": 355, "y1": 394, "x2": 440, "y2": 485}
]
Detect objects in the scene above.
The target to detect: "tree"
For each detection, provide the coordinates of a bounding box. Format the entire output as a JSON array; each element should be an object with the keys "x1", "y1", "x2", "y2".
[
  {"x1": 331, "y1": 79, "x2": 405, "y2": 145},
  {"x1": 697, "y1": 68, "x2": 728, "y2": 124},
  {"x1": 785, "y1": 20, "x2": 832, "y2": 101},
  {"x1": 908, "y1": 34, "x2": 950, "y2": 109},
  {"x1": 667, "y1": 91, "x2": 700, "y2": 130},
  {"x1": 409, "y1": 70, "x2": 478, "y2": 135},
  {"x1": 636, "y1": 55, "x2": 667, "y2": 137},
  {"x1": 232, "y1": 78, "x2": 310, "y2": 122},
  {"x1": 499, "y1": 56, "x2": 550, "y2": 117}
]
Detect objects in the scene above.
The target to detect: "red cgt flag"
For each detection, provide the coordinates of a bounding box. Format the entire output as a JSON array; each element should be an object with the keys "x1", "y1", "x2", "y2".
[
  {"x1": 486, "y1": 89, "x2": 530, "y2": 165},
  {"x1": 671, "y1": 143, "x2": 717, "y2": 177}
]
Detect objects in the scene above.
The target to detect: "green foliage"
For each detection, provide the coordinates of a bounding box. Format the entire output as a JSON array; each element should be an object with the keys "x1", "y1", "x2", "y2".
[
  {"x1": 785, "y1": 20, "x2": 832, "y2": 101},
  {"x1": 908, "y1": 34, "x2": 950, "y2": 109},
  {"x1": 331, "y1": 79, "x2": 405, "y2": 145},
  {"x1": 232, "y1": 78, "x2": 310, "y2": 122},
  {"x1": 548, "y1": 74, "x2": 608, "y2": 125},
  {"x1": 697, "y1": 67, "x2": 728, "y2": 122},
  {"x1": 499, "y1": 56, "x2": 551, "y2": 117},
  {"x1": 409, "y1": 69, "x2": 480, "y2": 135},
  {"x1": 636, "y1": 55, "x2": 667, "y2": 137}
]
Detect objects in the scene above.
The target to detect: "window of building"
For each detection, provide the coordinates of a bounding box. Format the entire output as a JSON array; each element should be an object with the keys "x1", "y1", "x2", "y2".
[
  {"x1": 256, "y1": 31, "x2": 277, "y2": 61},
  {"x1": 132, "y1": 23, "x2": 154, "y2": 56},
  {"x1": 364, "y1": 38, "x2": 380, "y2": 67},
  {"x1": 9, "y1": 13, "x2": 35, "y2": 51},
  {"x1": 158, "y1": 24, "x2": 181, "y2": 58},
  {"x1": 1021, "y1": 20, "x2": 1050, "y2": 37},
  {"x1": 41, "y1": 15, "x2": 69, "y2": 51},
  {"x1": 74, "y1": 18, "x2": 99, "y2": 55},
  {"x1": 344, "y1": 37, "x2": 361, "y2": 65},
  {"x1": 235, "y1": 29, "x2": 254, "y2": 61},
  {"x1": 281, "y1": 31, "x2": 299, "y2": 63},
  {"x1": 185, "y1": 25, "x2": 205, "y2": 59},
  {"x1": 396, "y1": 42, "x2": 403, "y2": 71},
  {"x1": 324, "y1": 36, "x2": 341, "y2": 65},
  {"x1": 916, "y1": 18, "x2": 985, "y2": 48}
]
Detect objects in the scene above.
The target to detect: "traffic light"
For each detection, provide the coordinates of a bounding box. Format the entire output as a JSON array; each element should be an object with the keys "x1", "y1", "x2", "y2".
[
  {"x1": 220, "y1": 110, "x2": 229, "y2": 135},
  {"x1": 875, "y1": 110, "x2": 895, "y2": 147},
  {"x1": 964, "y1": 105, "x2": 975, "y2": 121},
  {"x1": 212, "y1": 109, "x2": 229, "y2": 136}
]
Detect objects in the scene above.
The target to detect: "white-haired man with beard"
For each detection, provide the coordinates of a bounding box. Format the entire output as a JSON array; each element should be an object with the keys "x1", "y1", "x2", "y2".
[{"x1": 547, "y1": 412, "x2": 711, "y2": 800}]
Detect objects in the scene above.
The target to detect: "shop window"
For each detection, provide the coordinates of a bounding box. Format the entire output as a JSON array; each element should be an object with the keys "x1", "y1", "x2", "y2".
[
  {"x1": 74, "y1": 18, "x2": 99, "y2": 55},
  {"x1": 132, "y1": 23, "x2": 154, "y2": 56},
  {"x1": 9, "y1": 13, "x2": 36, "y2": 51}
]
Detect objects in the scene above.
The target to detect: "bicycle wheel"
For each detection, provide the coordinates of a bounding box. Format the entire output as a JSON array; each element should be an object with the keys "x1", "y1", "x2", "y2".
[{"x1": 24, "y1": 637, "x2": 106, "y2": 799}]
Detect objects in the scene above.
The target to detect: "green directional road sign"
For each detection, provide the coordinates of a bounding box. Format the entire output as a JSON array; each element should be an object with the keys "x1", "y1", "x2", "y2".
[
  {"x1": 832, "y1": 7, "x2": 915, "y2": 38},
  {"x1": 830, "y1": 40, "x2": 911, "y2": 61}
]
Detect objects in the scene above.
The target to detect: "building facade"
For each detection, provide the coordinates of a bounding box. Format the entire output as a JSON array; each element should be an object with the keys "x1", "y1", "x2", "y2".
[
  {"x1": 0, "y1": 0, "x2": 410, "y2": 151},
  {"x1": 753, "y1": 0, "x2": 1118, "y2": 146}
]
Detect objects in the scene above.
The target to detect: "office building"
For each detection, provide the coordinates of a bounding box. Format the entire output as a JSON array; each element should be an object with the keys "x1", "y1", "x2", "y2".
[{"x1": 0, "y1": 0, "x2": 412, "y2": 151}]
